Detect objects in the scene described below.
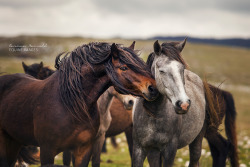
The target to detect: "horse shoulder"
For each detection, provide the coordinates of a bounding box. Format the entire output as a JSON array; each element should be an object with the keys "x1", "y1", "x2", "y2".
[{"x1": 184, "y1": 70, "x2": 205, "y2": 103}]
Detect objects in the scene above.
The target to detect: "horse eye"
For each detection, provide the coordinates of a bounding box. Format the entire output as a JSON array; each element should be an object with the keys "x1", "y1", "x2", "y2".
[
  {"x1": 159, "y1": 70, "x2": 165, "y2": 73},
  {"x1": 120, "y1": 66, "x2": 128, "y2": 71}
]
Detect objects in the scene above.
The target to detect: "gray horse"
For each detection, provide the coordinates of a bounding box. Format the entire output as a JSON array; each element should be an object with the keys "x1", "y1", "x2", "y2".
[{"x1": 132, "y1": 39, "x2": 210, "y2": 167}]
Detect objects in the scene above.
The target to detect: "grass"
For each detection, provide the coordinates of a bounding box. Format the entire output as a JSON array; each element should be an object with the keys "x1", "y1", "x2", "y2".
[{"x1": 1, "y1": 36, "x2": 250, "y2": 166}]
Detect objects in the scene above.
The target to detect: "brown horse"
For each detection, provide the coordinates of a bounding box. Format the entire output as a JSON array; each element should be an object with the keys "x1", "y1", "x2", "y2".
[
  {"x1": 22, "y1": 61, "x2": 134, "y2": 167},
  {"x1": 22, "y1": 61, "x2": 54, "y2": 80},
  {"x1": 0, "y1": 42, "x2": 158, "y2": 167}
]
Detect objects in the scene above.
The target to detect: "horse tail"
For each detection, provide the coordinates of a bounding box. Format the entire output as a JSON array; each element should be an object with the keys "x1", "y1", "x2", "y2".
[
  {"x1": 203, "y1": 80, "x2": 220, "y2": 129},
  {"x1": 223, "y1": 91, "x2": 239, "y2": 167},
  {"x1": 17, "y1": 146, "x2": 39, "y2": 165}
]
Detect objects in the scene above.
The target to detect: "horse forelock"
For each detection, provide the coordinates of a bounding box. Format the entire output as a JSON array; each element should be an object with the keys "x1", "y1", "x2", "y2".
[
  {"x1": 161, "y1": 42, "x2": 188, "y2": 68},
  {"x1": 106, "y1": 47, "x2": 152, "y2": 95}
]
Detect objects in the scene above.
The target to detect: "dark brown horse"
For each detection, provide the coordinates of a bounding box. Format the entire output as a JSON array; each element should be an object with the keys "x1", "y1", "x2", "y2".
[
  {"x1": 22, "y1": 61, "x2": 54, "y2": 80},
  {"x1": 22, "y1": 61, "x2": 134, "y2": 166},
  {"x1": 145, "y1": 39, "x2": 238, "y2": 167},
  {"x1": 0, "y1": 42, "x2": 158, "y2": 167}
]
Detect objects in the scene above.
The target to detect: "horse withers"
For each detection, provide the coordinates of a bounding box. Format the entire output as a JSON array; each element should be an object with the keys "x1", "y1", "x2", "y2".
[{"x1": 0, "y1": 42, "x2": 158, "y2": 167}]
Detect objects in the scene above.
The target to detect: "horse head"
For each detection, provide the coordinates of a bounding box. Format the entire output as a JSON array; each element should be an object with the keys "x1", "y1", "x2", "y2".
[
  {"x1": 152, "y1": 38, "x2": 191, "y2": 114},
  {"x1": 108, "y1": 42, "x2": 159, "y2": 101}
]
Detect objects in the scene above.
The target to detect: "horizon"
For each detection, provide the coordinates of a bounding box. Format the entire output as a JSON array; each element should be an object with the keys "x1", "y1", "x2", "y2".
[{"x1": 1, "y1": 34, "x2": 250, "y2": 40}]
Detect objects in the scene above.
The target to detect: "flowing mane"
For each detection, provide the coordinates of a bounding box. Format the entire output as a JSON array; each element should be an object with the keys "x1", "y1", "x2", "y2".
[
  {"x1": 55, "y1": 42, "x2": 151, "y2": 123},
  {"x1": 146, "y1": 42, "x2": 188, "y2": 69}
]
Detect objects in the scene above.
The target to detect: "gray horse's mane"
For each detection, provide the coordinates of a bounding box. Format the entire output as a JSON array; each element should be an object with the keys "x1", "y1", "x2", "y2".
[{"x1": 146, "y1": 42, "x2": 188, "y2": 69}]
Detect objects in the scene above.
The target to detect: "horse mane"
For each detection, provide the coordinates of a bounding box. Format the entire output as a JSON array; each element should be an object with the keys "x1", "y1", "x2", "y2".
[
  {"x1": 55, "y1": 42, "x2": 151, "y2": 123},
  {"x1": 161, "y1": 42, "x2": 188, "y2": 68},
  {"x1": 146, "y1": 42, "x2": 188, "y2": 69}
]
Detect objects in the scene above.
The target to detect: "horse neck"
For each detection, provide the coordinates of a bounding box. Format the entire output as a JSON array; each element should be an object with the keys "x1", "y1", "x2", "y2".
[
  {"x1": 81, "y1": 65, "x2": 112, "y2": 108},
  {"x1": 143, "y1": 93, "x2": 167, "y2": 116},
  {"x1": 97, "y1": 88, "x2": 114, "y2": 115}
]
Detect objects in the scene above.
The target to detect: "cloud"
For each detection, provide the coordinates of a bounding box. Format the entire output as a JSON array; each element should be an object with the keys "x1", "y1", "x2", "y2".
[{"x1": 0, "y1": 0, "x2": 249, "y2": 38}]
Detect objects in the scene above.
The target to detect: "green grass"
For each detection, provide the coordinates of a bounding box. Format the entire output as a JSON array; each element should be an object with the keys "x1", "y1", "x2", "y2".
[{"x1": 1, "y1": 36, "x2": 250, "y2": 166}]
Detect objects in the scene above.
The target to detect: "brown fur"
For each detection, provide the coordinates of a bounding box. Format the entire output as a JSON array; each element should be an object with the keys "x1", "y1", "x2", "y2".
[{"x1": 23, "y1": 62, "x2": 134, "y2": 166}]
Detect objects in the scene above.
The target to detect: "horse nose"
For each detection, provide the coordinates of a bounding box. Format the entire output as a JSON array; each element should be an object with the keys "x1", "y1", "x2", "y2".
[
  {"x1": 176, "y1": 100, "x2": 191, "y2": 111},
  {"x1": 148, "y1": 85, "x2": 158, "y2": 96},
  {"x1": 128, "y1": 100, "x2": 134, "y2": 106},
  {"x1": 175, "y1": 100, "x2": 182, "y2": 109}
]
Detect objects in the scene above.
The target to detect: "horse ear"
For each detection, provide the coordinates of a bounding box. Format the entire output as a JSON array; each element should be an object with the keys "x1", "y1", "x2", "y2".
[
  {"x1": 22, "y1": 62, "x2": 28, "y2": 71},
  {"x1": 129, "y1": 41, "x2": 136, "y2": 50},
  {"x1": 175, "y1": 37, "x2": 187, "y2": 52},
  {"x1": 111, "y1": 43, "x2": 119, "y2": 59},
  {"x1": 154, "y1": 40, "x2": 162, "y2": 56},
  {"x1": 39, "y1": 61, "x2": 44, "y2": 68}
]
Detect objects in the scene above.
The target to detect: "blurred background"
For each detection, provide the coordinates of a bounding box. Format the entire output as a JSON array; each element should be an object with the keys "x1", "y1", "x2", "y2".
[{"x1": 0, "y1": 0, "x2": 249, "y2": 166}]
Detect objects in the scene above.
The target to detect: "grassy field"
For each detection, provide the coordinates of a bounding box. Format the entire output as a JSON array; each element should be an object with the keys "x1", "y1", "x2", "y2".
[{"x1": 0, "y1": 36, "x2": 250, "y2": 167}]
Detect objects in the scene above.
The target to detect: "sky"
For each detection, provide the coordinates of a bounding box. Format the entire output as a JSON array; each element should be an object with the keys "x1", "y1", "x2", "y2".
[{"x1": 0, "y1": 0, "x2": 250, "y2": 39}]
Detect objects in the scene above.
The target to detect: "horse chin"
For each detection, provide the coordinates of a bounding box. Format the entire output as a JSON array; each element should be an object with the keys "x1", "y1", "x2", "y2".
[
  {"x1": 124, "y1": 105, "x2": 133, "y2": 110},
  {"x1": 175, "y1": 109, "x2": 189, "y2": 114},
  {"x1": 142, "y1": 92, "x2": 159, "y2": 101}
]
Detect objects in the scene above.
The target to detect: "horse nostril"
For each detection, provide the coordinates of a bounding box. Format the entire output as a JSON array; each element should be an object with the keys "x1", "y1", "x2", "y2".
[
  {"x1": 175, "y1": 100, "x2": 182, "y2": 108},
  {"x1": 148, "y1": 85, "x2": 157, "y2": 94},
  {"x1": 187, "y1": 99, "x2": 191, "y2": 105},
  {"x1": 128, "y1": 100, "x2": 134, "y2": 106}
]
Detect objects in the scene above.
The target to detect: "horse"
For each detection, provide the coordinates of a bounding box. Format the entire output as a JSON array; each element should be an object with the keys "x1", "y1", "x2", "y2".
[
  {"x1": 132, "y1": 39, "x2": 220, "y2": 167},
  {"x1": 22, "y1": 61, "x2": 135, "y2": 167},
  {"x1": 0, "y1": 42, "x2": 159, "y2": 167},
  {"x1": 143, "y1": 39, "x2": 238, "y2": 167},
  {"x1": 22, "y1": 61, "x2": 136, "y2": 167},
  {"x1": 22, "y1": 61, "x2": 54, "y2": 80}
]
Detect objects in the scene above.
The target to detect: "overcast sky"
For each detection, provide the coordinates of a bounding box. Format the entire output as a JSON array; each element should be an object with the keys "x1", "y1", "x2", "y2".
[{"x1": 0, "y1": 0, "x2": 250, "y2": 39}]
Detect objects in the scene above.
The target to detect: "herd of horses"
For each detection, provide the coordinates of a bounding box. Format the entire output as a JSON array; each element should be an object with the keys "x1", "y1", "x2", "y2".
[{"x1": 0, "y1": 40, "x2": 238, "y2": 167}]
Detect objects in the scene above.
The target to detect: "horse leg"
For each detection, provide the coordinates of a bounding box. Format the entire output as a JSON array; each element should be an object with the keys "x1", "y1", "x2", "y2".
[
  {"x1": 73, "y1": 144, "x2": 93, "y2": 167},
  {"x1": 0, "y1": 131, "x2": 8, "y2": 167},
  {"x1": 0, "y1": 130, "x2": 21, "y2": 167},
  {"x1": 188, "y1": 124, "x2": 207, "y2": 167},
  {"x1": 162, "y1": 143, "x2": 177, "y2": 167},
  {"x1": 125, "y1": 125, "x2": 133, "y2": 158},
  {"x1": 91, "y1": 134, "x2": 106, "y2": 167},
  {"x1": 205, "y1": 130, "x2": 230, "y2": 167},
  {"x1": 132, "y1": 142, "x2": 147, "y2": 167},
  {"x1": 101, "y1": 139, "x2": 107, "y2": 153},
  {"x1": 147, "y1": 150, "x2": 161, "y2": 167},
  {"x1": 63, "y1": 150, "x2": 72, "y2": 166},
  {"x1": 0, "y1": 132, "x2": 21, "y2": 167},
  {"x1": 40, "y1": 146, "x2": 56, "y2": 166}
]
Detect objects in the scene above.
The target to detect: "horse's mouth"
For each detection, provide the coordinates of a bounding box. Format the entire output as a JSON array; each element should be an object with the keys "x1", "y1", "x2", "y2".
[
  {"x1": 175, "y1": 109, "x2": 189, "y2": 114},
  {"x1": 142, "y1": 92, "x2": 159, "y2": 101}
]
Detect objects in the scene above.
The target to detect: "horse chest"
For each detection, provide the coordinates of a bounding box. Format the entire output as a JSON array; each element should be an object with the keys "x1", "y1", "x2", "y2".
[{"x1": 138, "y1": 116, "x2": 178, "y2": 148}]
